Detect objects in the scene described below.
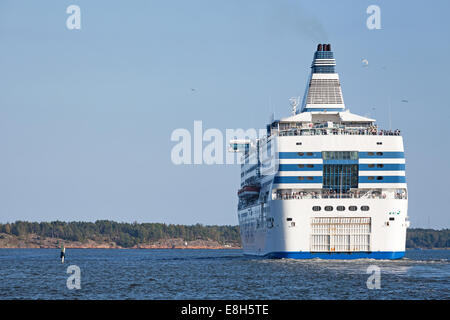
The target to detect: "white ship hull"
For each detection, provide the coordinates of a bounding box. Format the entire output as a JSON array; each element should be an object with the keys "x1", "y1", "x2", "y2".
[{"x1": 239, "y1": 198, "x2": 408, "y2": 259}]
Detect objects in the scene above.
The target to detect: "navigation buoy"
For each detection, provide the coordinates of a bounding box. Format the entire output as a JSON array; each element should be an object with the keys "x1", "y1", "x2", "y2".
[{"x1": 60, "y1": 245, "x2": 65, "y2": 263}]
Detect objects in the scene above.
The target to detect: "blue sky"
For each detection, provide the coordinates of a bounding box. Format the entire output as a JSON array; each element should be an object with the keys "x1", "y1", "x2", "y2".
[{"x1": 0, "y1": 0, "x2": 449, "y2": 228}]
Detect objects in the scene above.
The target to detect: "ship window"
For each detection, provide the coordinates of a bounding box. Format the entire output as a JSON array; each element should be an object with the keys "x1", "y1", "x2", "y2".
[
  {"x1": 306, "y1": 177, "x2": 314, "y2": 180},
  {"x1": 322, "y1": 164, "x2": 359, "y2": 192},
  {"x1": 306, "y1": 152, "x2": 313, "y2": 156},
  {"x1": 298, "y1": 164, "x2": 305, "y2": 168},
  {"x1": 296, "y1": 142, "x2": 302, "y2": 145},
  {"x1": 307, "y1": 164, "x2": 314, "y2": 168},
  {"x1": 377, "y1": 142, "x2": 383, "y2": 145},
  {"x1": 377, "y1": 176, "x2": 384, "y2": 180},
  {"x1": 298, "y1": 152, "x2": 304, "y2": 156},
  {"x1": 313, "y1": 206, "x2": 321, "y2": 211},
  {"x1": 368, "y1": 176, "x2": 374, "y2": 180},
  {"x1": 368, "y1": 152, "x2": 375, "y2": 156},
  {"x1": 361, "y1": 206, "x2": 370, "y2": 211},
  {"x1": 298, "y1": 176, "x2": 304, "y2": 180},
  {"x1": 322, "y1": 151, "x2": 358, "y2": 160},
  {"x1": 377, "y1": 164, "x2": 384, "y2": 168},
  {"x1": 349, "y1": 206, "x2": 357, "y2": 211},
  {"x1": 389, "y1": 217, "x2": 395, "y2": 221},
  {"x1": 337, "y1": 206, "x2": 345, "y2": 211},
  {"x1": 376, "y1": 152, "x2": 383, "y2": 156},
  {"x1": 368, "y1": 164, "x2": 375, "y2": 168},
  {"x1": 325, "y1": 206, "x2": 333, "y2": 211},
  {"x1": 287, "y1": 218, "x2": 292, "y2": 221}
]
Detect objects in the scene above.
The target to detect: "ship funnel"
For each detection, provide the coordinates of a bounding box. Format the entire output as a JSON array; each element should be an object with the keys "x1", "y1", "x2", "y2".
[
  {"x1": 316, "y1": 43, "x2": 332, "y2": 52},
  {"x1": 300, "y1": 43, "x2": 345, "y2": 113}
]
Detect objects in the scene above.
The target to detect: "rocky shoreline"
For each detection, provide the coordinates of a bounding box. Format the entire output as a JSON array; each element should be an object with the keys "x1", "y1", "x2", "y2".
[
  {"x1": 1, "y1": 233, "x2": 447, "y2": 250},
  {"x1": 0, "y1": 233, "x2": 241, "y2": 249}
]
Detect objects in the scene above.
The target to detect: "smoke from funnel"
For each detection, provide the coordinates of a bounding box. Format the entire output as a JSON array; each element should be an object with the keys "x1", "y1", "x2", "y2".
[{"x1": 264, "y1": 1, "x2": 328, "y2": 42}]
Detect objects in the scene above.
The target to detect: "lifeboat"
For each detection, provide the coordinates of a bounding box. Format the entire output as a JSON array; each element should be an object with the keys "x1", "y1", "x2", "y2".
[{"x1": 237, "y1": 186, "x2": 260, "y2": 198}]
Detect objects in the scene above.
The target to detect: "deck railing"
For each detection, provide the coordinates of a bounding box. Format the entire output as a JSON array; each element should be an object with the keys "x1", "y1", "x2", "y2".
[
  {"x1": 277, "y1": 128, "x2": 401, "y2": 137},
  {"x1": 273, "y1": 190, "x2": 407, "y2": 200}
]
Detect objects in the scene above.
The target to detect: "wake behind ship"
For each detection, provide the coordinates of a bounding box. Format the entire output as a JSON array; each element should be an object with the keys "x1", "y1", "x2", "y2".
[{"x1": 230, "y1": 44, "x2": 409, "y2": 259}]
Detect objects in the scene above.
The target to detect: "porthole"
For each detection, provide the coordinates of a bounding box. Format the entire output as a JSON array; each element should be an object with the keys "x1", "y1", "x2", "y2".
[
  {"x1": 307, "y1": 164, "x2": 314, "y2": 168},
  {"x1": 376, "y1": 152, "x2": 383, "y2": 156},
  {"x1": 287, "y1": 218, "x2": 292, "y2": 221},
  {"x1": 298, "y1": 176, "x2": 304, "y2": 180},
  {"x1": 312, "y1": 206, "x2": 321, "y2": 212},
  {"x1": 368, "y1": 164, "x2": 375, "y2": 168},
  {"x1": 368, "y1": 176, "x2": 374, "y2": 180},
  {"x1": 297, "y1": 164, "x2": 305, "y2": 168},
  {"x1": 337, "y1": 206, "x2": 345, "y2": 211},
  {"x1": 377, "y1": 164, "x2": 384, "y2": 168},
  {"x1": 377, "y1": 142, "x2": 383, "y2": 145},
  {"x1": 306, "y1": 152, "x2": 313, "y2": 156},
  {"x1": 368, "y1": 152, "x2": 375, "y2": 156},
  {"x1": 325, "y1": 206, "x2": 333, "y2": 211},
  {"x1": 377, "y1": 176, "x2": 384, "y2": 180},
  {"x1": 349, "y1": 206, "x2": 357, "y2": 211},
  {"x1": 298, "y1": 152, "x2": 304, "y2": 156},
  {"x1": 361, "y1": 206, "x2": 370, "y2": 211},
  {"x1": 306, "y1": 177, "x2": 314, "y2": 180},
  {"x1": 296, "y1": 142, "x2": 302, "y2": 145}
]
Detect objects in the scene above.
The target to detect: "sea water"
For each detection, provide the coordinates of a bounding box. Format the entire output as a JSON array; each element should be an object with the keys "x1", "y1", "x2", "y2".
[{"x1": 0, "y1": 248, "x2": 448, "y2": 299}]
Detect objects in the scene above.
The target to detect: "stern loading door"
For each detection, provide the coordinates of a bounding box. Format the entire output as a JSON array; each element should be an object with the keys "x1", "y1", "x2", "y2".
[{"x1": 311, "y1": 217, "x2": 371, "y2": 252}]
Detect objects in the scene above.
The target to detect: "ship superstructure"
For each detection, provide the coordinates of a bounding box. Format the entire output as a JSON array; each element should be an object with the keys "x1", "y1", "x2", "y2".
[{"x1": 230, "y1": 44, "x2": 409, "y2": 259}]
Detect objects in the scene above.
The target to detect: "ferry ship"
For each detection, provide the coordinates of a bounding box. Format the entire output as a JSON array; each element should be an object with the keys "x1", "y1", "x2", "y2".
[{"x1": 229, "y1": 44, "x2": 409, "y2": 259}]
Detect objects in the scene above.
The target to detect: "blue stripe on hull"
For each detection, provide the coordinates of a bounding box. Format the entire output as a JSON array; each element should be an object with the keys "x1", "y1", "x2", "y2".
[
  {"x1": 358, "y1": 176, "x2": 406, "y2": 183},
  {"x1": 274, "y1": 176, "x2": 323, "y2": 183},
  {"x1": 359, "y1": 163, "x2": 405, "y2": 171},
  {"x1": 263, "y1": 251, "x2": 405, "y2": 260},
  {"x1": 359, "y1": 152, "x2": 404, "y2": 159}
]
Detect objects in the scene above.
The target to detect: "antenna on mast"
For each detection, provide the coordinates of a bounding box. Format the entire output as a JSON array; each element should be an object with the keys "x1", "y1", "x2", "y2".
[{"x1": 289, "y1": 96, "x2": 300, "y2": 115}]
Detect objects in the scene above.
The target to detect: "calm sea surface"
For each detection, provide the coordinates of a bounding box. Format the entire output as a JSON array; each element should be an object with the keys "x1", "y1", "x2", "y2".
[{"x1": 0, "y1": 249, "x2": 448, "y2": 299}]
